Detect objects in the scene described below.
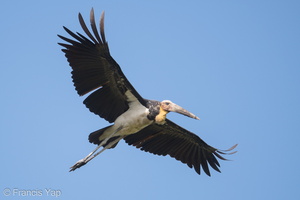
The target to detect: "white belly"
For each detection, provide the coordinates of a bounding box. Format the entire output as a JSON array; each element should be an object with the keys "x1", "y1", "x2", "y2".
[
  {"x1": 100, "y1": 90, "x2": 153, "y2": 140},
  {"x1": 114, "y1": 104, "x2": 152, "y2": 135}
]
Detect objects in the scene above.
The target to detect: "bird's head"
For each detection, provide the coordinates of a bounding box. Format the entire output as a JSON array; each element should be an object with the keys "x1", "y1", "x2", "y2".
[{"x1": 160, "y1": 100, "x2": 200, "y2": 120}]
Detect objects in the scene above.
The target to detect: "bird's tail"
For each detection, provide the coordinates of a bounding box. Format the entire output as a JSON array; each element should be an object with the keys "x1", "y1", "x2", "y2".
[{"x1": 88, "y1": 126, "x2": 120, "y2": 149}]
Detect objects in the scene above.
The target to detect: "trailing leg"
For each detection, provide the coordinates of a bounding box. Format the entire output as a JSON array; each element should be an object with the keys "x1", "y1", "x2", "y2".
[{"x1": 69, "y1": 126, "x2": 123, "y2": 172}]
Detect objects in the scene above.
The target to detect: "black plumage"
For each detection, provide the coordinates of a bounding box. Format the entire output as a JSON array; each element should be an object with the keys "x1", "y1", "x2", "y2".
[{"x1": 125, "y1": 120, "x2": 237, "y2": 175}]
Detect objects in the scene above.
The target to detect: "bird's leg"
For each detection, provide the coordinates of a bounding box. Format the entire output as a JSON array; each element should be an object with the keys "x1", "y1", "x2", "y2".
[
  {"x1": 84, "y1": 135, "x2": 125, "y2": 164},
  {"x1": 69, "y1": 126, "x2": 123, "y2": 172},
  {"x1": 97, "y1": 125, "x2": 123, "y2": 149}
]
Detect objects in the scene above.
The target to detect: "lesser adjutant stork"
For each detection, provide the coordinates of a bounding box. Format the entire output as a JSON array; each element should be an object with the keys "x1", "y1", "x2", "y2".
[{"x1": 58, "y1": 9, "x2": 237, "y2": 176}]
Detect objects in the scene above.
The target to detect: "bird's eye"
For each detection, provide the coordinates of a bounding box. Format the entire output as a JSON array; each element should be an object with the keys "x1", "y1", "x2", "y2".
[{"x1": 165, "y1": 102, "x2": 170, "y2": 105}]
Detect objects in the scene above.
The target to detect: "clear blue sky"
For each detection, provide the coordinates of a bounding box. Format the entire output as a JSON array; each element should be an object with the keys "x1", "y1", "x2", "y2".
[{"x1": 1, "y1": 0, "x2": 300, "y2": 199}]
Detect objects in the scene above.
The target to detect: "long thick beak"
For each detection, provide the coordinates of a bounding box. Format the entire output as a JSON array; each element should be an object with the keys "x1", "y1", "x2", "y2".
[{"x1": 169, "y1": 103, "x2": 200, "y2": 120}]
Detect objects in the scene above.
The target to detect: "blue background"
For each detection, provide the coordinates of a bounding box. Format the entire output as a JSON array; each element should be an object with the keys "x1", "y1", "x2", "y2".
[{"x1": 1, "y1": 0, "x2": 299, "y2": 199}]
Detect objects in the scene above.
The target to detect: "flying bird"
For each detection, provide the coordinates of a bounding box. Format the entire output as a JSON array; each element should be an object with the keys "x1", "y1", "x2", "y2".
[{"x1": 58, "y1": 9, "x2": 237, "y2": 176}]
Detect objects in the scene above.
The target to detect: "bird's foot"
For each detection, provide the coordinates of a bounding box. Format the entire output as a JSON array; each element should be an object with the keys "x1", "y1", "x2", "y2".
[{"x1": 69, "y1": 159, "x2": 87, "y2": 172}]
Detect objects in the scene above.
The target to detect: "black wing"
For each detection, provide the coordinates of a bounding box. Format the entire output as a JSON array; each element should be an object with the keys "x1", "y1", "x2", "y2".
[
  {"x1": 58, "y1": 9, "x2": 146, "y2": 123},
  {"x1": 124, "y1": 119, "x2": 237, "y2": 176}
]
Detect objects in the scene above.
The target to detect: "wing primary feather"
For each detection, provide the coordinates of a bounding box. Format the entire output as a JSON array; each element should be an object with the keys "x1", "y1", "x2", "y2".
[
  {"x1": 57, "y1": 42, "x2": 72, "y2": 49},
  {"x1": 75, "y1": 32, "x2": 95, "y2": 46},
  {"x1": 200, "y1": 149, "x2": 211, "y2": 176},
  {"x1": 100, "y1": 11, "x2": 106, "y2": 44},
  {"x1": 213, "y1": 151, "x2": 227, "y2": 160},
  {"x1": 217, "y1": 144, "x2": 238, "y2": 155},
  {"x1": 78, "y1": 12, "x2": 98, "y2": 44},
  {"x1": 206, "y1": 153, "x2": 221, "y2": 173},
  {"x1": 224, "y1": 144, "x2": 238, "y2": 151},
  {"x1": 194, "y1": 148, "x2": 201, "y2": 175},
  {"x1": 62, "y1": 26, "x2": 88, "y2": 45},
  {"x1": 58, "y1": 31, "x2": 80, "y2": 46},
  {"x1": 90, "y1": 8, "x2": 102, "y2": 43}
]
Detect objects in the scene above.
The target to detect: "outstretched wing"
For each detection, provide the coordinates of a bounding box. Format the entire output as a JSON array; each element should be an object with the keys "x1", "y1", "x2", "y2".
[
  {"x1": 124, "y1": 119, "x2": 237, "y2": 176},
  {"x1": 58, "y1": 9, "x2": 146, "y2": 123}
]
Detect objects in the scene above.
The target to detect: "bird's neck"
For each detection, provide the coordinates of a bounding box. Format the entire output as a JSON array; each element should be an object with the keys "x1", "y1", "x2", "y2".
[{"x1": 155, "y1": 106, "x2": 169, "y2": 125}]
